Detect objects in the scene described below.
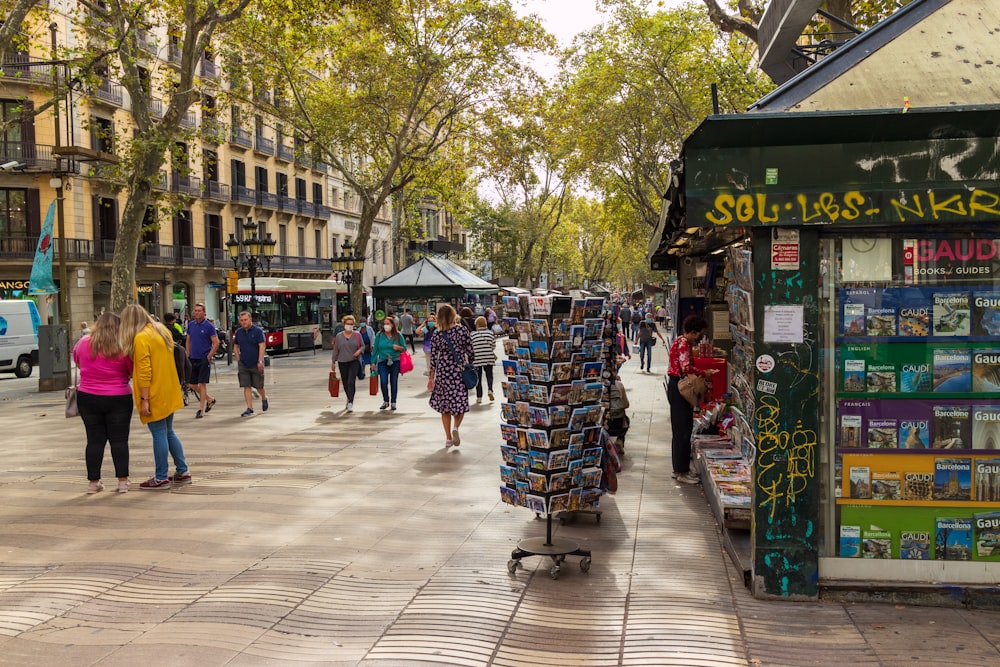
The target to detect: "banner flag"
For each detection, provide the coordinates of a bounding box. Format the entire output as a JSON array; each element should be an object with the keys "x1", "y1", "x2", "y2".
[{"x1": 28, "y1": 200, "x2": 58, "y2": 294}]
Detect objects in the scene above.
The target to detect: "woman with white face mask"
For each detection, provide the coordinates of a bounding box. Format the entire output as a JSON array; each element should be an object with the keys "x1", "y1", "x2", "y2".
[
  {"x1": 331, "y1": 315, "x2": 364, "y2": 412},
  {"x1": 373, "y1": 317, "x2": 407, "y2": 410}
]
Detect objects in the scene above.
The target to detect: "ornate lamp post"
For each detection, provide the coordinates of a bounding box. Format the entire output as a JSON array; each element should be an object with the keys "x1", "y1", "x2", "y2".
[
  {"x1": 226, "y1": 218, "x2": 277, "y2": 321},
  {"x1": 330, "y1": 238, "x2": 365, "y2": 315}
]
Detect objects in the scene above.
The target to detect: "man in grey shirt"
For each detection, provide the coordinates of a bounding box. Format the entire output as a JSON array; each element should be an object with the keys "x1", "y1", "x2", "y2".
[{"x1": 399, "y1": 308, "x2": 416, "y2": 353}]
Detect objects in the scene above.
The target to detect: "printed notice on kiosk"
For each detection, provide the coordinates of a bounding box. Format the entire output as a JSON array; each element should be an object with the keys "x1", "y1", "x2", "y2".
[{"x1": 764, "y1": 305, "x2": 804, "y2": 343}]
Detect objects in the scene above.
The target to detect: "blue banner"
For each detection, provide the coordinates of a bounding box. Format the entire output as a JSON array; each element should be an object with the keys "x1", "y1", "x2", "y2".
[{"x1": 28, "y1": 200, "x2": 57, "y2": 295}]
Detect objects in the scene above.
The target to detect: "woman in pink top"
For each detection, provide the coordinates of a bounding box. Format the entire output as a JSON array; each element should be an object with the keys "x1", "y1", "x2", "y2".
[{"x1": 72, "y1": 312, "x2": 134, "y2": 494}]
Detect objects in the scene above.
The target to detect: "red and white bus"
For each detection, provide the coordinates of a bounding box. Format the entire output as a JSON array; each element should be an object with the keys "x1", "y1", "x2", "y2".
[{"x1": 234, "y1": 277, "x2": 350, "y2": 352}]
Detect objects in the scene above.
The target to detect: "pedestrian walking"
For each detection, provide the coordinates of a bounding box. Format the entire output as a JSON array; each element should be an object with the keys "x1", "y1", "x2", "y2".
[
  {"x1": 656, "y1": 304, "x2": 668, "y2": 325},
  {"x1": 459, "y1": 306, "x2": 476, "y2": 332},
  {"x1": 416, "y1": 313, "x2": 437, "y2": 375},
  {"x1": 399, "y1": 309, "x2": 416, "y2": 353},
  {"x1": 358, "y1": 321, "x2": 373, "y2": 376},
  {"x1": 73, "y1": 312, "x2": 133, "y2": 494},
  {"x1": 331, "y1": 315, "x2": 364, "y2": 413},
  {"x1": 185, "y1": 303, "x2": 219, "y2": 418},
  {"x1": 634, "y1": 315, "x2": 667, "y2": 372},
  {"x1": 119, "y1": 304, "x2": 191, "y2": 490},
  {"x1": 163, "y1": 312, "x2": 185, "y2": 345},
  {"x1": 666, "y1": 315, "x2": 717, "y2": 484},
  {"x1": 629, "y1": 307, "x2": 643, "y2": 339},
  {"x1": 233, "y1": 310, "x2": 269, "y2": 417},
  {"x1": 374, "y1": 316, "x2": 406, "y2": 410},
  {"x1": 428, "y1": 304, "x2": 473, "y2": 448},
  {"x1": 78, "y1": 320, "x2": 91, "y2": 341},
  {"x1": 470, "y1": 316, "x2": 496, "y2": 404}
]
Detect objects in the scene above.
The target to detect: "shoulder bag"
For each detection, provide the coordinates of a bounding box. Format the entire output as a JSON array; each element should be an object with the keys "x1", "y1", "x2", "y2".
[
  {"x1": 65, "y1": 366, "x2": 79, "y2": 418},
  {"x1": 677, "y1": 373, "x2": 707, "y2": 408},
  {"x1": 442, "y1": 328, "x2": 478, "y2": 390}
]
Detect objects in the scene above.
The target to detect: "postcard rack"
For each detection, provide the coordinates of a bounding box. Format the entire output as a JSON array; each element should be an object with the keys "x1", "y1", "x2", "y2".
[{"x1": 498, "y1": 294, "x2": 609, "y2": 578}]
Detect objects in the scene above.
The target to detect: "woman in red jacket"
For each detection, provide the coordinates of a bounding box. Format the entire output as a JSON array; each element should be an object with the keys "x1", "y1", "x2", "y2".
[{"x1": 666, "y1": 315, "x2": 717, "y2": 484}]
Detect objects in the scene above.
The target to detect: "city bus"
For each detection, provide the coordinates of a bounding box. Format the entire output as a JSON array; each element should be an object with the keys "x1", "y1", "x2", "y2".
[{"x1": 234, "y1": 277, "x2": 352, "y2": 352}]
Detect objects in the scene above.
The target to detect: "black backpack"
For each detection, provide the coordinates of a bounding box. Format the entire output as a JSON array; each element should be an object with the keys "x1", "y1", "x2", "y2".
[
  {"x1": 173, "y1": 343, "x2": 192, "y2": 387},
  {"x1": 631, "y1": 311, "x2": 642, "y2": 323}
]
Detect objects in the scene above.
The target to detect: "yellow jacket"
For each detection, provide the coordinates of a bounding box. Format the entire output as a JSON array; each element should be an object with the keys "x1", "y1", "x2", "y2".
[{"x1": 131, "y1": 323, "x2": 184, "y2": 424}]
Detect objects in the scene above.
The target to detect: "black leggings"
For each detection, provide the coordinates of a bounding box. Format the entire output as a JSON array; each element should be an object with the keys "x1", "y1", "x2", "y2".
[
  {"x1": 666, "y1": 376, "x2": 694, "y2": 475},
  {"x1": 78, "y1": 391, "x2": 133, "y2": 480},
  {"x1": 338, "y1": 361, "x2": 359, "y2": 401},
  {"x1": 475, "y1": 365, "x2": 494, "y2": 398}
]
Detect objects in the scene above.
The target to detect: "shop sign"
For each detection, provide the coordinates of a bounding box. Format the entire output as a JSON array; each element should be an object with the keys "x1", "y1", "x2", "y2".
[
  {"x1": 0, "y1": 280, "x2": 30, "y2": 289},
  {"x1": 136, "y1": 284, "x2": 155, "y2": 294},
  {"x1": 233, "y1": 293, "x2": 274, "y2": 303},
  {"x1": 755, "y1": 354, "x2": 775, "y2": 373}
]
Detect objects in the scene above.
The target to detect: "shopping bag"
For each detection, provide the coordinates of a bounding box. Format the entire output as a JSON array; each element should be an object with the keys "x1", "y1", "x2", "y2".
[
  {"x1": 328, "y1": 372, "x2": 340, "y2": 397},
  {"x1": 65, "y1": 385, "x2": 79, "y2": 418},
  {"x1": 399, "y1": 351, "x2": 414, "y2": 374},
  {"x1": 677, "y1": 374, "x2": 707, "y2": 408},
  {"x1": 461, "y1": 364, "x2": 478, "y2": 391},
  {"x1": 369, "y1": 373, "x2": 379, "y2": 396}
]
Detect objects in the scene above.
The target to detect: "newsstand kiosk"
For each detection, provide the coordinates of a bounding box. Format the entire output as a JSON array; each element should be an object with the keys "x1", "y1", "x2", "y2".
[{"x1": 655, "y1": 106, "x2": 1000, "y2": 602}]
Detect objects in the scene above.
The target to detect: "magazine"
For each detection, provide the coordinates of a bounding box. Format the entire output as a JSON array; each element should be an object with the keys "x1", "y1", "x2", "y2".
[
  {"x1": 899, "y1": 531, "x2": 930, "y2": 560},
  {"x1": 933, "y1": 457, "x2": 972, "y2": 501},
  {"x1": 899, "y1": 419, "x2": 930, "y2": 449},
  {"x1": 973, "y1": 510, "x2": 1000, "y2": 560},
  {"x1": 971, "y1": 405, "x2": 1000, "y2": 449},
  {"x1": 867, "y1": 418, "x2": 898, "y2": 448},
  {"x1": 935, "y1": 517, "x2": 973, "y2": 560},
  {"x1": 871, "y1": 471, "x2": 901, "y2": 500},
  {"x1": 975, "y1": 457, "x2": 1000, "y2": 502},
  {"x1": 933, "y1": 292, "x2": 971, "y2": 336},
  {"x1": 849, "y1": 466, "x2": 871, "y2": 499},
  {"x1": 933, "y1": 348, "x2": 971, "y2": 392},
  {"x1": 932, "y1": 405, "x2": 970, "y2": 449},
  {"x1": 862, "y1": 528, "x2": 892, "y2": 559}
]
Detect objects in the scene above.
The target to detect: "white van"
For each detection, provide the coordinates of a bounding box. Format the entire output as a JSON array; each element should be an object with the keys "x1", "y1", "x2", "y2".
[{"x1": 0, "y1": 300, "x2": 41, "y2": 377}]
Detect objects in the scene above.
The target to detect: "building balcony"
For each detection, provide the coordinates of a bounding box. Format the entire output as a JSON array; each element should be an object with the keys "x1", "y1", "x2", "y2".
[
  {"x1": 298, "y1": 200, "x2": 316, "y2": 217},
  {"x1": 167, "y1": 45, "x2": 182, "y2": 65},
  {"x1": 313, "y1": 160, "x2": 329, "y2": 174},
  {"x1": 149, "y1": 98, "x2": 164, "y2": 119},
  {"x1": 232, "y1": 185, "x2": 257, "y2": 205},
  {"x1": 202, "y1": 118, "x2": 225, "y2": 144},
  {"x1": 1, "y1": 54, "x2": 54, "y2": 83},
  {"x1": 254, "y1": 134, "x2": 274, "y2": 156},
  {"x1": 179, "y1": 110, "x2": 197, "y2": 128},
  {"x1": 276, "y1": 144, "x2": 294, "y2": 162},
  {"x1": 269, "y1": 254, "x2": 331, "y2": 273},
  {"x1": 278, "y1": 195, "x2": 296, "y2": 212},
  {"x1": 152, "y1": 171, "x2": 168, "y2": 190},
  {"x1": 0, "y1": 141, "x2": 59, "y2": 171},
  {"x1": 90, "y1": 78, "x2": 123, "y2": 107},
  {"x1": 231, "y1": 127, "x2": 252, "y2": 149},
  {"x1": 204, "y1": 180, "x2": 230, "y2": 202},
  {"x1": 200, "y1": 59, "x2": 217, "y2": 79},
  {"x1": 136, "y1": 30, "x2": 157, "y2": 55},
  {"x1": 257, "y1": 191, "x2": 278, "y2": 209},
  {"x1": 171, "y1": 173, "x2": 201, "y2": 196}
]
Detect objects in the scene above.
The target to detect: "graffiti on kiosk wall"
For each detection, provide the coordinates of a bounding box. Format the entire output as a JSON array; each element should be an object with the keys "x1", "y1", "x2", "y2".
[{"x1": 754, "y1": 394, "x2": 817, "y2": 523}]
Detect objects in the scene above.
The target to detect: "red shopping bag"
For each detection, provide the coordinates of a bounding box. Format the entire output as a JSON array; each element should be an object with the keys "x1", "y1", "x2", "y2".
[
  {"x1": 399, "y1": 351, "x2": 414, "y2": 374},
  {"x1": 329, "y1": 372, "x2": 340, "y2": 397},
  {"x1": 369, "y1": 373, "x2": 379, "y2": 396}
]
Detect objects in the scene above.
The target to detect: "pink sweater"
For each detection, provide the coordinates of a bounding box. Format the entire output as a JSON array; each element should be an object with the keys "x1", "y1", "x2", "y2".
[{"x1": 73, "y1": 337, "x2": 133, "y2": 396}]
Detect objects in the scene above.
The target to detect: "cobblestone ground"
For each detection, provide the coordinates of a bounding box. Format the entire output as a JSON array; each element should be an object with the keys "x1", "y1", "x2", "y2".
[{"x1": 0, "y1": 347, "x2": 998, "y2": 666}]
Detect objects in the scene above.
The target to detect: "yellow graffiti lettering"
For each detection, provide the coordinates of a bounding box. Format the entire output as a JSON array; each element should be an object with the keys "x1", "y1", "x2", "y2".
[
  {"x1": 797, "y1": 194, "x2": 824, "y2": 223},
  {"x1": 928, "y1": 192, "x2": 967, "y2": 219},
  {"x1": 735, "y1": 194, "x2": 756, "y2": 223},
  {"x1": 841, "y1": 192, "x2": 865, "y2": 220},
  {"x1": 969, "y1": 189, "x2": 1000, "y2": 217},
  {"x1": 706, "y1": 194, "x2": 735, "y2": 225},
  {"x1": 817, "y1": 192, "x2": 841, "y2": 222},
  {"x1": 755, "y1": 395, "x2": 816, "y2": 521},
  {"x1": 890, "y1": 193, "x2": 925, "y2": 221},
  {"x1": 755, "y1": 193, "x2": 779, "y2": 223}
]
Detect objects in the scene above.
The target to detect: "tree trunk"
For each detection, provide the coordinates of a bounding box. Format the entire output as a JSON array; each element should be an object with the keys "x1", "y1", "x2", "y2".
[{"x1": 110, "y1": 148, "x2": 165, "y2": 312}]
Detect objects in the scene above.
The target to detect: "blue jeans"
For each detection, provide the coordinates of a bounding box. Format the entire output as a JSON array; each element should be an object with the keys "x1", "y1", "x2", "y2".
[
  {"x1": 638, "y1": 340, "x2": 653, "y2": 369},
  {"x1": 378, "y1": 359, "x2": 400, "y2": 403},
  {"x1": 147, "y1": 413, "x2": 187, "y2": 481}
]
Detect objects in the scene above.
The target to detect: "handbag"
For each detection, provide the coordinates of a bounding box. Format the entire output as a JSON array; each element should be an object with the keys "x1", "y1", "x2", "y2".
[
  {"x1": 65, "y1": 366, "x2": 79, "y2": 418},
  {"x1": 442, "y1": 327, "x2": 478, "y2": 391},
  {"x1": 357, "y1": 359, "x2": 365, "y2": 380},
  {"x1": 399, "y1": 350, "x2": 414, "y2": 374},
  {"x1": 328, "y1": 371, "x2": 340, "y2": 397},
  {"x1": 677, "y1": 373, "x2": 707, "y2": 408}
]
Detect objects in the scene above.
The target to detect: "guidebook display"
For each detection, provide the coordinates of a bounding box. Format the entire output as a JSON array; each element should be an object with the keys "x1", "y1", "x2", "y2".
[
  {"x1": 498, "y1": 296, "x2": 609, "y2": 517},
  {"x1": 835, "y1": 278, "x2": 1000, "y2": 560}
]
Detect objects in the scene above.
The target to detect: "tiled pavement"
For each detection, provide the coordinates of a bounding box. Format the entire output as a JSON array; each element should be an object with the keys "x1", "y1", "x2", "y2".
[{"x1": 1, "y1": 347, "x2": 999, "y2": 666}]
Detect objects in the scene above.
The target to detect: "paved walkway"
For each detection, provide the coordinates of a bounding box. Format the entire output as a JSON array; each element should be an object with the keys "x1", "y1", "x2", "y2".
[{"x1": 0, "y1": 346, "x2": 998, "y2": 666}]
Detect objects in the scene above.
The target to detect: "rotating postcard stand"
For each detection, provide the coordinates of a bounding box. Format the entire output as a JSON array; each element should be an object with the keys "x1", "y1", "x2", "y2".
[
  {"x1": 498, "y1": 294, "x2": 607, "y2": 579},
  {"x1": 508, "y1": 512, "x2": 591, "y2": 579}
]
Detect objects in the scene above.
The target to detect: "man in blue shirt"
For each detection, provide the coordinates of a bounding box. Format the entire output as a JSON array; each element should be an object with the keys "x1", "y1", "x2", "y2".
[
  {"x1": 233, "y1": 310, "x2": 268, "y2": 417},
  {"x1": 186, "y1": 303, "x2": 219, "y2": 418}
]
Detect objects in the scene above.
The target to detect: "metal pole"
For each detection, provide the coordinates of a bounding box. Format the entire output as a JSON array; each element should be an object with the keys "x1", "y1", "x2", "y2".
[
  {"x1": 249, "y1": 258, "x2": 257, "y2": 319},
  {"x1": 50, "y1": 23, "x2": 71, "y2": 385}
]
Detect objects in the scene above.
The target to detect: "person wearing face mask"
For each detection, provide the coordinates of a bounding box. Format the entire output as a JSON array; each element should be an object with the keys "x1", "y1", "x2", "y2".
[
  {"x1": 416, "y1": 314, "x2": 437, "y2": 375},
  {"x1": 634, "y1": 313, "x2": 667, "y2": 373},
  {"x1": 373, "y1": 316, "x2": 406, "y2": 410},
  {"x1": 331, "y1": 315, "x2": 364, "y2": 412},
  {"x1": 358, "y1": 321, "x2": 373, "y2": 377}
]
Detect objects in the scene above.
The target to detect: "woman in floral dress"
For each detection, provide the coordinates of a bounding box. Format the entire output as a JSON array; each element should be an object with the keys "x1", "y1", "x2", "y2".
[{"x1": 428, "y1": 304, "x2": 474, "y2": 448}]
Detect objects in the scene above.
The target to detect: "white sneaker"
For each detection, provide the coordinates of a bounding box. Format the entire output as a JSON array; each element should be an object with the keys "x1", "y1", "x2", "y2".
[
  {"x1": 476, "y1": 397, "x2": 482, "y2": 404},
  {"x1": 451, "y1": 429, "x2": 461, "y2": 446},
  {"x1": 346, "y1": 402, "x2": 353, "y2": 412}
]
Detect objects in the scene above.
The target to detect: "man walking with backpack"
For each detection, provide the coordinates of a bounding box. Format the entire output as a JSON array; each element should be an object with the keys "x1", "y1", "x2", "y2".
[{"x1": 233, "y1": 311, "x2": 269, "y2": 417}]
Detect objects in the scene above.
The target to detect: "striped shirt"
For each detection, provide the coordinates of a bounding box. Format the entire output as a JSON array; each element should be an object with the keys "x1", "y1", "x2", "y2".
[{"x1": 470, "y1": 329, "x2": 497, "y2": 367}]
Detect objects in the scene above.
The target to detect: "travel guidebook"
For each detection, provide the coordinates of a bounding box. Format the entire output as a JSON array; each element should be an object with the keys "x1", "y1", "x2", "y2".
[
  {"x1": 903, "y1": 472, "x2": 934, "y2": 500},
  {"x1": 844, "y1": 359, "x2": 866, "y2": 392},
  {"x1": 866, "y1": 307, "x2": 897, "y2": 337},
  {"x1": 972, "y1": 405, "x2": 1000, "y2": 450},
  {"x1": 972, "y1": 292, "x2": 1000, "y2": 336},
  {"x1": 866, "y1": 364, "x2": 897, "y2": 393},
  {"x1": 840, "y1": 414, "x2": 862, "y2": 448},
  {"x1": 843, "y1": 303, "x2": 866, "y2": 335},
  {"x1": 975, "y1": 458, "x2": 1000, "y2": 502},
  {"x1": 933, "y1": 292, "x2": 971, "y2": 336},
  {"x1": 972, "y1": 350, "x2": 1000, "y2": 393},
  {"x1": 898, "y1": 306, "x2": 930, "y2": 337},
  {"x1": 900, "y1": 363, "x2": 933, "y2": 393},
  {"x1": 935, "y1": 517, "x2": 973, "y2": 561},
  {"x1": 933, "y1": 457, "x2": 972, "y2": 501},
  {"x1": 871, "y1": 471, "x2": 901, "y2": 500},
  {"x1": 899, "y1": 419, "x2": 930, "y2": 449},
  {"x1": 867, "y1": 419, "x2": 898, "y2": 448},
  {"x1": 839, "y1": 525, "x2": 861, "y2": 557},
  {"x1": 899, "y1": 531, "x2": 931, "y2": 560},
  {"x1": 849, "y1": 466, "x2": 871, "y2": 499},
  {"x1": 933, "y1": 348, "x2": 971, "y2": 392},
  {"x1": 862, "y1": 528, "x2": 893, "y2": 559},
  {"x1": 932, "y1": 404, "x2": 971, "y2": 449},
  {"x1": 973, "y1": 510, "x2": 1000, "y2": 560}
]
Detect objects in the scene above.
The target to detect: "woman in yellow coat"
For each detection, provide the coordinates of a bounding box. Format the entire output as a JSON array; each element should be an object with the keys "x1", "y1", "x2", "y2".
[{"x1": 119, "y1": 305, "x2": 190, "y2": 490}]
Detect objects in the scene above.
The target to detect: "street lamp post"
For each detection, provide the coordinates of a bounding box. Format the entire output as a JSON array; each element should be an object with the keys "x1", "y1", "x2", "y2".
[
  {"x1": 330, "y1": 238, "x2": 365, "y2": 316},
  {"x1": 226, "y1": 218, "x2": 276, "y2": 324}
]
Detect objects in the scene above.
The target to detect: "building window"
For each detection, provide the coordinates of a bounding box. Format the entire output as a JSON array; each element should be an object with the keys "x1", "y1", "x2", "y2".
[
  {"x1": 205, "y1": 213, "x2": 222, "y2": 250},
  {"x1": 382, "y1": 241, "x2": 388, "y2": 267},
  {"x1": 276, "y1": 172, "x2": 288, "y2": 197},
  {"x1": 312, "y1": 182, "x2": 323, "y2": 205},
  {"x1": 91, "y1": 116, "x2": 113, "y2": 153},
  {"x1": 315, "y1": 228, "x2": 322, "y2": 258},
  {"x1": 0, "y1": 188, "x2": 27, "y2": 238},
  {"x1": 278, "y1": 224, "x2": 287, "y2": 256},
  {"x1": 297, "y1": 226, "x2": 305, "y2": 256}
]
